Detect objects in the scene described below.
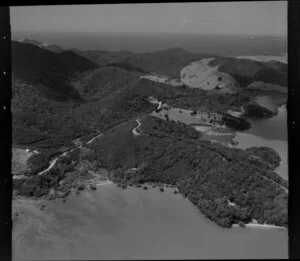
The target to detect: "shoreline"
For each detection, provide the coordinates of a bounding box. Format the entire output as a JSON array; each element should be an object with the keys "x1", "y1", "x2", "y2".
[
  {"x1": 13, "y1": 182, "x2": 288, "y2": 231},
  {"x1": 95, "y1": 180, "x2": 113, "y2": 186},
  {"x1": 233, "y1": 223, "x2": 287, "y2": 230},
  {"x1": 233, "y1": 54, "x2": 287, "y2": 64}
]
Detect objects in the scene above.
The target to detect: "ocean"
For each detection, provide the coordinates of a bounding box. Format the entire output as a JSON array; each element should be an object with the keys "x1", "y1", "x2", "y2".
[
  {"x1": 12, "y1": 31, "x2": 287, "y2": 55},
  {"x1": 13, "y1": 184, "x2": 288, "y2": 260}
]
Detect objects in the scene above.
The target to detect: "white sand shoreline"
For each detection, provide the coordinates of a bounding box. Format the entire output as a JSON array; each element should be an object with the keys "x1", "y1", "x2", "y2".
[
  {"x1": 95, "y1": 180, "x2": 113, "y2": 186},
  {"x1": 233, "y1": 223, "x2": 287, "y2": 230}
]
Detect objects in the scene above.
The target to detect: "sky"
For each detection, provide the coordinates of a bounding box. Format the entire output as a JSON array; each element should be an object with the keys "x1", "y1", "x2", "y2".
[{"x1": 10, "y1": 2, "x2": 287, "y2": 36}]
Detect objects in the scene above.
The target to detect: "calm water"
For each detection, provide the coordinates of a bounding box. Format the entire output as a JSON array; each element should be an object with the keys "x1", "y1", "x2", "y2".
[
  {"x1": 12, "y1": 31, "x2": 287, "y2": 55},
  {"x1": 246, "y1": 105, "x2": 287, "y2": 141},
  {"x1": 13, "y1": 184, "x2": 288, "y2": 260},
  {"x1": 234, "y1": 104, "x2": 288, "y2": 179}
]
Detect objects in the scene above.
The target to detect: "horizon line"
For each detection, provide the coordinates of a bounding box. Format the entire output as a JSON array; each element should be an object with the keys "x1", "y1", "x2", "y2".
[{"x1": 11, "y1": 30, "x2": 287, "y2": 38}]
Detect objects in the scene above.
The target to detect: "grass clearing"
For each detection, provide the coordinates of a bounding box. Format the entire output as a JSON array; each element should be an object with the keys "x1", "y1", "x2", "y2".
[{"x1": 12, "y1": 148, "x2": 34, "y2": 174}]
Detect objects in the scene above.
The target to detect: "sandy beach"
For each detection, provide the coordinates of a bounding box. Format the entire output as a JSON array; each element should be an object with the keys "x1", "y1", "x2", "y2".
[{"x1": 233, "y1": 223, "x2": 287, "y2": 230}]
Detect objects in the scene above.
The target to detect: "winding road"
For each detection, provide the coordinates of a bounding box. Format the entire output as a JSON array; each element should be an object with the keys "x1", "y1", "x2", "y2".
[
  {"x1": 16, "y1": 116, "x2": 147, "y2": 180},
  {"x1": 132, "y1": 119, "x2": 142, "y2": 136},
  {"x1": 19, "y1": 132, "x2": 105, "y2": 179}
]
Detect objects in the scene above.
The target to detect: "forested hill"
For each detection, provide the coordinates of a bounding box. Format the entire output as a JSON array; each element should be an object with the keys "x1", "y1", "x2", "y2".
[
  {"x1": 208, "y1": 57, "x2": 287, "y2": 87},
  {"x1": 19, "y1": 38, "x2": 65, "y2": 53},
  {"x1": 113, "y1": 47, "x2": 216, "y2": 78},
  {"x1": 76, "y1": 49, "x2": 135, "y2": 66},
  {"x1": 12, "y1": 63, "x2": 159, "y2": 149},
  {"x1": 75, "y1": 47, "x2": 216, "y2": 78},
  {"x1": 12, "y1": 41, "x2": 99, "y2": 101},
  {"x1": 70, "y1": 66, "x2": 141, "y2": 101}
]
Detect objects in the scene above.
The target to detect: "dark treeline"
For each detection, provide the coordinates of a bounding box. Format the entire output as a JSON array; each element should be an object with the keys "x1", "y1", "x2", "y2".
[
  {"x1": 221, "y1": 114, "x2": 251, "y2": 131},
  {"x1": 165, "y1": 90, "x2": 252, "y2": 113},
  {"x1": 244, "y1": 102, "x2": 276, "y2": 119}
]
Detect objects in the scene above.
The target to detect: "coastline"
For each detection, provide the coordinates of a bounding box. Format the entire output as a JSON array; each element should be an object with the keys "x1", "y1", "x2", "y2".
[
  {"x1": 233, "y1": 223, "x2": 287, "y2": 230},
  {"x1": 232, "y1": 106, "x2": 288, "y2": 180},
  {"x1": 233, "y1": 53, "x2": 287, "y2": 64},
  {"x1": 12, "y1": 181, "x2": 288, "y2": 260},
  {"x1": 132, "y1": 184, "x2": 287, "y2": 231},
  {"x1": 95, "y1": 180, "x2": 113, "y2": 186},
  {"x1": 183, "y1": 194, "x2": 287, "y2": 230}
]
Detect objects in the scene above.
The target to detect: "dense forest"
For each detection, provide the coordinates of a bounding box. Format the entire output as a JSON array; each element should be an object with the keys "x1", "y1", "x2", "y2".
[
  {"x1": 103, "y1": 62, "x2": 148, "y2": 73},
  {"x1": 87, "y1": 116, "x2": 287, "y2": 228},
  {"x1": 208, "y1": 57, "x2": 287, "y2": 88},
  {"x1": 121, "y1": 47, "x2": 216, "y2": 78},
  {"x1": 244, "y1": 101, "x2": 277, "y2": 119},
  {"x1": 12, "y1": 41, "x2": 98, "y2": 101}
]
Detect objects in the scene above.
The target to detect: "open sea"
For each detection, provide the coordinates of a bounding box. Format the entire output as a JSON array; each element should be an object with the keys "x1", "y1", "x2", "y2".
[
  {"x1": 13, "y1": 185, "x2": 288, "y2": 260},
  {"x1": 12, "y1": 31, "x2": 287, "y2": 55}
]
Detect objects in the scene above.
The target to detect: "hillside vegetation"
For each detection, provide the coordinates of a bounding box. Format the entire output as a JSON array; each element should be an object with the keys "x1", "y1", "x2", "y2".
[
  {"x1": 12, "y1": 41, "x2": 98, "y2": 101},
  {"x1": 12, "y1": 49, "x2": 164, "y2": 150},
  {"x1": 78, "y1": 49, "x2": 135, "y2": 65},
  {"x1": 77, "y1": 47, "x2": 216, "y2": 78},
  {"x1": 122, "y1": 47, "x2": 216, "y2": 78},
  {"x1": 208, "y1": 57, "x2": 287, "y2": 87},
  {"x1": 70, "y1": 66, "x2": 141, "y2": 100},
  {"x1": 20, "y1": 38, "x2": 64, "y2": 53},
  {"x1": 90, "y1": 116, "x2": 287, "y2": 228},
  {"x1": 103, "y1": 62, "x2": 148, "y2": 73}
]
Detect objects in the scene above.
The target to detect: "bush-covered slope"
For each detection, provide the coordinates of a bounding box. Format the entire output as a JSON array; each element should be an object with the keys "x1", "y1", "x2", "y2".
[
  {"x1": 85, "y1": 115, "x2": 288, "y2": 228},
  {"x1": 12, "y1": 71, "x2": 161, "y2": 149},
  {"x1": 12, "y1": 41, "x2": 99, "y2": 100},
  {"x1": 70, "y1": 66, "x2": 141, "y2": 100},
  {"x1": 122, "y1": 47, "x2": 216, "y2": 78},
  {"x1": 19, "y1": 38, "x2": 64, "y2": 53},
  {"x1": 77, "y1": 47, "x2": 215, "y2": 78},
  {"x1": 208, "y1": 57, "x2": 287, "y2": 87},
  {"x1": 77, "y1": 49, "x2": 135, "y2": 65},
  {"x1": 104, "y1": 62, "x2": 148, "y2": 73}
]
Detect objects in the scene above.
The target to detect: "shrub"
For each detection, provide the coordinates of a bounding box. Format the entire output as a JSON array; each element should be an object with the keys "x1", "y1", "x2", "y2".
[
  {"x1": 238, "y1": 221, "x2": 246, "y2": 228},
  {"x1": 190, "y1": 110, "x2": 197, "y2": 116},
  {"x1": 77, "y1": 185, "x2": 85, "y2": 190},
  {"x1": 90, "y1": 184, "x2": 97, "y2": 190}
]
